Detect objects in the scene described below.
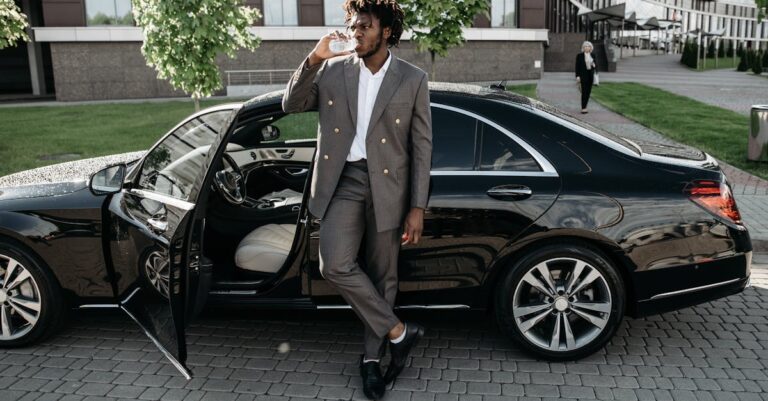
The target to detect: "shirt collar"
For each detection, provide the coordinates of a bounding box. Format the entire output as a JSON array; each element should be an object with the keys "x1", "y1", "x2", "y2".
[{"x1": 360, "y1": 50, "x2": 391, "y2": 77}]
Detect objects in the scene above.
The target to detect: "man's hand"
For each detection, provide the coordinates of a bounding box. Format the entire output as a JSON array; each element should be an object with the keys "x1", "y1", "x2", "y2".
[
  {"x1": 308, "y1": 31, "x2": 353, "y2": 67},
  {"x1": 402, "y1": 208, "x2": 425, "y2": 246}
]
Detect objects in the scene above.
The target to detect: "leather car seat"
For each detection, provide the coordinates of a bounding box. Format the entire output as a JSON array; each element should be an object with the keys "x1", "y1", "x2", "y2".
[{"x1": 235, "y1": 224, "x2": 296, "y2": 273}]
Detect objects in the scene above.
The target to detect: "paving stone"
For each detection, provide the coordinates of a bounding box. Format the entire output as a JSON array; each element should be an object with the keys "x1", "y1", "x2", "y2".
[{"x1": 466, "y1": 382, "x2": 500, "y2": 395}]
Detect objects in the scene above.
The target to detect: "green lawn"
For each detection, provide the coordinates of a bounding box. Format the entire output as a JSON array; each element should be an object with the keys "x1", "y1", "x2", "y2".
[
  {"x1": 591, "y1": 82, "x2": 768, "y2": 180},
  {"x1": 506, "y1": 83, "x2": 538, "y2": 99},
  {"x1": 0, "y1": 99, "x2": 245, "y2": 177},
  {"x1": 695, "y1": 57, "x2": 738, "y2": 70}
]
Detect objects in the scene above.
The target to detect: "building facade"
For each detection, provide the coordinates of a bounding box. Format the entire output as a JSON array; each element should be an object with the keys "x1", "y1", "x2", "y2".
[{"x1": 2, "y1": 0, "x2": 550, "y2": 101}]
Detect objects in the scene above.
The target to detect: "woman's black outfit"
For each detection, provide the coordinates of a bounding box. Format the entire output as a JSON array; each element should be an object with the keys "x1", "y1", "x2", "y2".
[{"x1": 575, "y1": 53, "x2": 596, "y2": 110}]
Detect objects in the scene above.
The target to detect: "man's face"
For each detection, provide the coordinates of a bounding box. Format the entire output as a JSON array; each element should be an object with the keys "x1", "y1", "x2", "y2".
[{"x1": 349, "y1": 12, "x2": 390, "y2": 59}]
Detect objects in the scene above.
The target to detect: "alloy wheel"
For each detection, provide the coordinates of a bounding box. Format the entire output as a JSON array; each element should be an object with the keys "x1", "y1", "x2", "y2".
[
  {"x1": 0, "y1": 253, "x2": 43, "y2": 341},
  {"x1": 512, "y1": 257, "x2": 612, "y2": 352},
  {"x1": 145, "y1": 251, "x2": 170, "y2": 298}
]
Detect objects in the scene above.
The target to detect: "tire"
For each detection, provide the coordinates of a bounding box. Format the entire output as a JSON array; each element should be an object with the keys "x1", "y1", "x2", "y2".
[
  {"x1": 0, "y1": 240, "x2": 66, "y2": 347},
  {"x1": 495, "y1": 243, "x2": 624, "y2": 360}
]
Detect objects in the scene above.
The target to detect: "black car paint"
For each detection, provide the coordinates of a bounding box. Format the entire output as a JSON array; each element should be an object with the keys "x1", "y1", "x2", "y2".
[{"x1": 0, "y1": 88, "x2": 752, "y2": 347}]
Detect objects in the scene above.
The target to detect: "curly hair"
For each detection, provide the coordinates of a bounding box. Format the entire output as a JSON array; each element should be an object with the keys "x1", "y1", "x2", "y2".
[{"x1": 343, "y1": 0, "x2": 405, "y2": 48}]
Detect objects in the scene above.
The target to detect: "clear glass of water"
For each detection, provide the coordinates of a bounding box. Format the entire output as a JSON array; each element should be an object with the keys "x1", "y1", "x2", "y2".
[{"x1": 328, "y1": 28, "x2": 356, "y2": 54}]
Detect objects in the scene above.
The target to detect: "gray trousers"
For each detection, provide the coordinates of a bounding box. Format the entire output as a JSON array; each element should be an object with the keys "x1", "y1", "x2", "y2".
[{"x1": 319, "y1": 160, "x2": 401, "y2": 359}]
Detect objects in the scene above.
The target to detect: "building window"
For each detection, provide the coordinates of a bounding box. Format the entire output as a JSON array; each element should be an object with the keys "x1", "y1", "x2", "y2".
[
  {"x1": 324, "y1": 0, "x2": 346, "y2": 26},
  {"x1": 85, "y1": 0, "x2": 133, "y2": 26},
  {"x1": 264, "y1": 0, "x2": 298, "y2": 26},
  {"x1": 492, "y1": 0, "x2": 516, "y2": 28}
]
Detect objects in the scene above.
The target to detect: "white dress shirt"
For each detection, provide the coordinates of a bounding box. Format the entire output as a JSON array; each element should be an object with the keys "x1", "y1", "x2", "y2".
[{"x1": 347, "y1": 51, "x2": 392, "y2": 162}]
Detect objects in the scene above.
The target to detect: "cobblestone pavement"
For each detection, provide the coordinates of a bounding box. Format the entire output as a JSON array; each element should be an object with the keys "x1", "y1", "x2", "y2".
[
  {"x1": 601, "y1": 54, "x2": 768, "y2": 116},
  {"x1": 0, "y1": 254, "x2": 766, "y2": 401},
  {"x1": 536, "y1": 70, "x2": 768, "y2": 250}
]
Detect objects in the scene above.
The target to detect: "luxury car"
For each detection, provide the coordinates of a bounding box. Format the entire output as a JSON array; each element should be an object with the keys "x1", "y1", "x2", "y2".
[{"x1": 0, "y1": 83, "x2": 752, "y2": 377}]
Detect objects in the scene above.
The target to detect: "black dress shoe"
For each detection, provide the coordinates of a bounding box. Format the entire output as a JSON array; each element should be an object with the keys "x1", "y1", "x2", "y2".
[
  {"x1": 359, "y1": 356, "x2": 385, "y2": 400},
  {"x1": 383, "y1": 322, "x2": 425, "y2": 384}
]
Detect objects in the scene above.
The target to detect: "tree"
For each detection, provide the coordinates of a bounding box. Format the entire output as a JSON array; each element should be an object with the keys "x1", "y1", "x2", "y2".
[
  {"x1": 717, "y1": 41, "x2": 725, "y2": 58},
  {"x1": 726, "y1": 41, "x2": 734, "y2": 58},
  {"x1": 757, "y1": 0, "x2": 766, "y2": 23},
  {"x1": 0, "y1": 0, "x2": 29, "y2": 50},
  {"x1": 706, "y1": 40, "x2": 715, "y2": 58},
  {"x1": 763, "y1": 48, "x2": 768, "y2": 68},
  {"x1": 399, "y1": 0, "x2": 489, "y2": 80},
  {"x1": 132, "y1": 0, "x2": 261, "y2": 111},
  {"x1": 753, "y1": 50, "x2": 764, "y2": 75},
  {"x1": 737, "y1": 49, "x2": 750, "y2": 72}
]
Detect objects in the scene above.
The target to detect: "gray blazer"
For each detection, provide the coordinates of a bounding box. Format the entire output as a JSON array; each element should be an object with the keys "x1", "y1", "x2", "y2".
[{"x1": 282, "y1": 53, "x2": 432, "y2": 232}]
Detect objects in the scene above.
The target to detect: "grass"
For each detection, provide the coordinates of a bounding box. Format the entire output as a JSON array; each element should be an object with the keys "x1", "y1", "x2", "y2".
[
  {"x1": 694, "y1": 57, "x2": 738, "y2": 71},
  {"x1": 0, "y1": 99, "x2": 243, "y2": 177},
  {"x1": 591, "y1": 82, "x2": 768, "y2": 180},
  {"x1": 506, "y1": 84, "x2": 538, "y2": 99}
]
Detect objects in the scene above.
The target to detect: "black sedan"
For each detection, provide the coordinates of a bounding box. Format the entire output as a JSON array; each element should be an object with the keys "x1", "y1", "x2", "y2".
[{"x1": 0, "y1": 83, "x2": 752, "y2": 377}]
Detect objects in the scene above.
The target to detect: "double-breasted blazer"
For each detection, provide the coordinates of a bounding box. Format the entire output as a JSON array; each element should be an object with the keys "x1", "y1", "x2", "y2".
[{"x1": 282, "y1": 53, "x2": 433, "y2": 232}]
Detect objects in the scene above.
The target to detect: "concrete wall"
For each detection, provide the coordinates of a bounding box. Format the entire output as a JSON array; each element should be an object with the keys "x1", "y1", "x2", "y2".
[
  {"x1": 51, "y1": 40, "x2": 544, "y2": 101},
  {"x1": 544, "y1": 33, "x2": 585, "y2": 72}
]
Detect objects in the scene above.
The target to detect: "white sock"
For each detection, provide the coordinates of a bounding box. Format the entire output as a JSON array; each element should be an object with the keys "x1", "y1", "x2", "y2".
[
  {"x1": 362, "y1": 358, "x2": 380, "y2": 363},
  {"x1": 391, "y1": 324, "x2": 407, "y2": 344}
]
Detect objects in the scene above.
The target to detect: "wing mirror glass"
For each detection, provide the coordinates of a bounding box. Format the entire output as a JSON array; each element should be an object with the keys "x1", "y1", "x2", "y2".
[
  {"x1": 90, "y1": 163, "x2": 127, "y2": 195},
  {"x1": 261, "y1": 125, "x2": 281, "y2": 141}
]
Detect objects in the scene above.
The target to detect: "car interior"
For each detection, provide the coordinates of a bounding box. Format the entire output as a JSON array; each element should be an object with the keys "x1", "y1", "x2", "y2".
[{"x1": 202, "y1": 108, "x2": 318, "y2": 287}]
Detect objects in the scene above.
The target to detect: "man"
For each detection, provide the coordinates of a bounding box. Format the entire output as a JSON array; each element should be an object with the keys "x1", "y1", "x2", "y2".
[{"x1": 282, "y1": 0, "x2": 432, "y2": 399}]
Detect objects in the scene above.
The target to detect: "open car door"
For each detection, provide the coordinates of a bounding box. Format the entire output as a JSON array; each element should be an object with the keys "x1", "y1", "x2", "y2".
[{"x1": 105, "y1": 106, "x2": 241, "y2": 378}]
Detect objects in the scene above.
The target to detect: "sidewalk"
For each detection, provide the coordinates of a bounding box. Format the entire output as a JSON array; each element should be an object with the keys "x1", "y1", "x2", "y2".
[{"x1": 536, "y1": 68, "x2": 768, "y2": 251}]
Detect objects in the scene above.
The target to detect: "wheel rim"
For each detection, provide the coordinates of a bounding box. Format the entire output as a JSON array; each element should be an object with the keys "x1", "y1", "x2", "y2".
[
  {"x1": 145, "y1": 251, "x2": 170, "y2": 299},
  {"x1": 512, "y1": 257, "x2": 612, "y2": 352},
  {"x1": 0, "y1": 253, "x2": 42, "y2": 341}
]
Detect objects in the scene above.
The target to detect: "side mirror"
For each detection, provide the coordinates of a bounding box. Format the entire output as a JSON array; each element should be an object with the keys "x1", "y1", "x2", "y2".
[
  {"x1": 261, "y1": 125, "x2": 281, "y2": 141},
  {"x1": 90, "y1": 163, "x2": 127, "y2": 195}
]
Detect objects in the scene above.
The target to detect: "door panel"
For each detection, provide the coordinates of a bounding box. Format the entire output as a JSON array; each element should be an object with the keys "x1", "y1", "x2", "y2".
[
  {"x1": 107, "y1": 190, "x2": 195, "y2": 378},
  {"x1": 106, "y1": 108, "x2": 238, "y2": 378}
]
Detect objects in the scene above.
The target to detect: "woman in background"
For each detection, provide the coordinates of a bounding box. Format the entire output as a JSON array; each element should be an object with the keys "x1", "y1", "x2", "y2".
[{"x1": 575, "y1": 41, "x2": 597, "y2": 114}]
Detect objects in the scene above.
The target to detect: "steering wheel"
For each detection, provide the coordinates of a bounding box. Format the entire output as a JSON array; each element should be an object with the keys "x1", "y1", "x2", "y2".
[{"x1": 214, "y1": 153, "x2": 246, "y2": 205}]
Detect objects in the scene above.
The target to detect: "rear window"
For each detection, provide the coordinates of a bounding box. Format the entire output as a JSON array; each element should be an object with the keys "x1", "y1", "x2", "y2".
[{"x1": 530, "y1": 99, "x2": 641, "y2": 155}]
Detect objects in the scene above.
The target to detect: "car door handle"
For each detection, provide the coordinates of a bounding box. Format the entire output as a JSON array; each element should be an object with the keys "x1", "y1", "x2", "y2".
[
  {"x1": 147, "y1": 216, "x2": 168, "y2": 233},
  {"x1": 486, "y1": 185, "x2": 533, "y2": 201},
  {"x1": 285, "y1": 168, "x2": 308, "y2": 176}
]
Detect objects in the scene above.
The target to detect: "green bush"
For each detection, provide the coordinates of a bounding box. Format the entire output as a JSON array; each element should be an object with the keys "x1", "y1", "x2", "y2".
[
  {"x1": 753, "y1": 50, "x2": 764, "y2": 75},
  {"x1": 717, "y1": 42, "x2": 725, "y2": 58},
  {"x1": 707, "y1": 40, "x2": 716, "y2": 58},
  {"x1": 737, "y1": 50, "x2": 750, "y2": 71},
  {"x1": 763, "y1": 49, "x2": 768, "y2": 68},
  {"x1": 726, "y1": 42, "x2": 734, "y2": 57},
  {"x1": 680, "y1": 40, "x2": 699, "y2": 68}
]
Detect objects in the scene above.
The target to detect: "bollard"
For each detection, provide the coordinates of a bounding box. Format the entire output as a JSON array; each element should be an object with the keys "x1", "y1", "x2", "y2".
[{"x1": 748, "y1": 105, "x2": 768, "y2": 162}]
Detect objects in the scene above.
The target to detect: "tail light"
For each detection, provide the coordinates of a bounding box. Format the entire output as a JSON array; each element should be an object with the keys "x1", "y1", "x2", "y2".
[{"x1": 685, "y1": 180, "x2": 742, "y2": 225}]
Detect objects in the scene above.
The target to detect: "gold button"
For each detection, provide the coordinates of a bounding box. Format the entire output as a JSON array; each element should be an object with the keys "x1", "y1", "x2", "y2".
[
  {"x1": 395, "y1": 118, "x2": 400, "y2": 124},
  {"x1": 323, "y1": 154, "x2": 329, "y2": 160},
  {"x1": 383, "y1": 169, "x2": 389, "y2": 175},
  {"x1": 334, "y1": 128, "x2": 340, "y2": 133},
  {"x1": 381, "y1": 138, "x2": 387, "y2": 144},
  {"x1": 328, "y1": 100, "x2": 333, "y2": 106}
]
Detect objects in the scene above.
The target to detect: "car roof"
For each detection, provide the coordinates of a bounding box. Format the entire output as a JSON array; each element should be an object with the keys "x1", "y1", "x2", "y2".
[{"x1": 240, "y1": 82, "x2": 535, "y2": 112}]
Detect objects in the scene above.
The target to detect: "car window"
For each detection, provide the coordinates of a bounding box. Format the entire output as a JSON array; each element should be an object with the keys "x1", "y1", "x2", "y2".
[
  {"x1": 431, "y1": 107, "x2": 477, "y2": 171},
  {"x1": 138, "y1": 110, "x2": 232, "y2": 200},
  {"x1": 271, "y1": 111, "x2": 318, "y2": 142},
  {"x1": 479, "y1": 123, "x2": 541, "y2": 171},
  {"x1": 531, "y1": 100, "x2": 640, "y2": 155}
]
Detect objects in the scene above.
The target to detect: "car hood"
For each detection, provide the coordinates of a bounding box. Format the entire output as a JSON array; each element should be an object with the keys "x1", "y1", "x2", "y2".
[{"x1": 0, "y1": 151, "x2": 145, "y2": 201}]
